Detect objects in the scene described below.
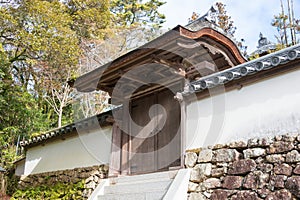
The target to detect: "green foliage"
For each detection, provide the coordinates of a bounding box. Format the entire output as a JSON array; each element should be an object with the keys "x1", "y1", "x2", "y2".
[
  {"x1": 0, "y1": 36, "x2": 50, "y2": 167},
  {"x1": 0, "y1": 85, "x2": 50, "y2": 167},
  {"x1": 65, "y1": 0, "x2": 111, "y2": 39},
  {"x1": 11, "y1": 180, "x2": 85, "y2": 200},
  {"x1": 6, "y1": 169, "x2": 20, "y2": 196},
  {"x1": 0, "y1": 0, "x2": 165, "y2": 171},
  {"x1": 111, "y1": 0, "x2": 166, "y2": 28}
]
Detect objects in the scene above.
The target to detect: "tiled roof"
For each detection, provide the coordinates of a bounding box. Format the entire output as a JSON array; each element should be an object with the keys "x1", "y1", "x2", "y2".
[
  {"x1": 185, "y1": 13, "x2": 236, "y2": 43},
  {"x1": 20, "y1": 110, "x2": 113, "y2": 148},
  {"x1": 13, "y1": 157, "x2": 25, "y2": 164},
  {"x1": 187, "y1": 44, "x2": 300, "y2": 94},
  {"x1": 73, "y1": 18, "x2": 245, "y2": 93}
]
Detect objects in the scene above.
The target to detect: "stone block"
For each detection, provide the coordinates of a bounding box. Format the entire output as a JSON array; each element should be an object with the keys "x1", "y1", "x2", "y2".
[
  {"x1": 228, "y1": 141, "x2": 247, "y2": 148},
  {"x1": 257, "y1": 188, "x2": 271, "y2": 198},
  {"x1": 282, "y1": 134, "x2": 297, "y2": 142},
  {"x1": 213, "y1": 149, "x2": 240, "y2": 162},
  {"x1": 231, "y1": 191, "x2": 259, "y2": 200},
  {"x1": 269, "y1": 175, "x2": 286, "y2": 188},
  {"x1": 198, "y1": 149, "x2": 212, "y2": 163},
  {"x1": 212, "y1": 144, "x2": 227, "y2": 150},
  {"x1": 202, "y1": 191, "x2": 211, "y2": 198},
  {"x1": 228, "y1": 159, "x2": 256, "y2": 175},
  {"x1": 198, "y1": 163, "x2": 212, "y2": 176},
  {"x1": 273, "y1": 163, "x2": 292, "y2": 176},
  {"x1": 243, "y1": 148, "x2": 266, "y2": 158},
  {"x1": 211, "y1": 167, "x2": 227, "y2": 177},
  {"x1": 258, "y1": 163, "x2": 273, "y2": 173},
  {"x1": 258, "y1": 137, "x2": 274, "y2": 147},
  {"x1": 243, "y1": 171, "x2": 269, "y2": 189},
  {"x1": 188, "y1": 192, "x2": 206, "y2": 200},
  {"x1": 202, "y1": 178, "x2": 221, "y2": 189},
  {"x1": 222, "y1": 176, "x2": 243, "y2": 189},
  {"x1": 266, "y1": 189, "x2": 292, "y2": 200},
  {"x1": 85, "y1": 176, "x2": 94, "y2": 184},
  {"x1": 188, "y1": 182, "x2": 198, "y2": 192},
  {"x1": 286, "y1": 150, "x2": 300, "y2": 163},
  {"x1": 85, "y1": 181, "x2": 96, "y2": 189},
  {"x1": 293, "y1": 164, "x2": 300, "y2": 174},
  {"x1": 247, "y1": 138, "x2": 259, "y2": 147},
  {"x1": 268, "y1": 141, "x2": 294, "y2": 154},
  {"x1": 93, "y1": 175, "x2": 99, "y2": 183},
  {"x1": 285, "y1": 176, "x2": 300, "y2": 198},
  {"x1": 190, "y1": 163, "x2": 212, "y2": 182},
  {"x1": 211, "y1": 189, "x2": 235, "y2": 200},
  {"x1": 297, "y1": 134, "x2": 300, "y2": 142},
  {"x1": 275, "y1": 135, "x2": 282, "y2": 141},
  {"x1": 266, "y1": 154, "x2": 285, "y2": 163},
  {"x1": 185, "y1": 152, "x2": 198, "y2": 168}
]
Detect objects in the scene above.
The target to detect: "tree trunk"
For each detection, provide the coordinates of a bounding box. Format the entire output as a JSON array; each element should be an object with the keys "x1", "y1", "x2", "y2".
[
  {"x1": 287, "y1": 0, "x2": 295, "y2": 45},
  {"x1": 58, "y1": 107, "x2": 63, "y2": 128},
  {"x1": 281, "y1": 0, "x2": 289, "y2": 46}
]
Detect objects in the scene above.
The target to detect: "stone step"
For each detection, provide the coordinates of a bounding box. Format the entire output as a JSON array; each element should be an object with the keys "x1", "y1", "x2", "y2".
[
  {"x1": 110, "y1": 176, "x2": 171, "y2": 186},
  {"x1": 97, "y1": 191, "x2": 166, "y2": 200},
  {"x1": 110, "y1": 170, "x2": 177, "y2": 185},
  {"x1": 104, "y1": 180, "x2": 172, "y2": 194}
]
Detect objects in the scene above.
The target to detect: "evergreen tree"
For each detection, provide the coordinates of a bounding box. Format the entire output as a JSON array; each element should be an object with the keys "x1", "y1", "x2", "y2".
[{"x1": 0, "y1": 0, "x2": 166, "y2": 169}]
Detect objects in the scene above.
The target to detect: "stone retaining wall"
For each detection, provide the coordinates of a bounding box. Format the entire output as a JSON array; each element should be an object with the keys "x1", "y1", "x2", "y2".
[
  {"x1": 19, "y1": 165, "x2": 108, "y2": 198},
  {"x1": 185, "y1": 133, "x2": 300, "y2": 200}
]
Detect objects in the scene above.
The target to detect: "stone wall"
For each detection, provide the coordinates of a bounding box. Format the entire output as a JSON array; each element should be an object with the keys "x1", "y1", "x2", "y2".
[
  {"x1": 18, "y1": 164, "x2": 108, "y2": 198},
  {"x1": 185, "y1": 133, "x2": 300, "y2": 200}
]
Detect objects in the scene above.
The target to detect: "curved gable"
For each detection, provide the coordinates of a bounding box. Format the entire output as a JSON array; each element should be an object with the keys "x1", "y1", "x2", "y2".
[{"x1": 73, "y1": 25, "x2": 246, "y2": 99}]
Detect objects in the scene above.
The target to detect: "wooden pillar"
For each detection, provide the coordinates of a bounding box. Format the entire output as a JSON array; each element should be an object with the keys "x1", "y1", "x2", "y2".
[
  {"x1": 121, "y1": 103, "x2": 130, "y2": 175},
  {"x1": 180, "y1": 99, "x2": 187, "y2": 168},
  {"x1": 174, "y1": 91, "x2": 187, "y2": 168},
  {"x1": 108, "y1": 123, "x2": 122, "y2": 177}
]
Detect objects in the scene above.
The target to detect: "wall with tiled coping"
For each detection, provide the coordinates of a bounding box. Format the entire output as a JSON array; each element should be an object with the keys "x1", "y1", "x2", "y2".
[
  {"x1": 24, "y1": 126, "x2": 112, "y2": 176},
  {"x1": 19, "y1": 133, "x2": 300, "y2": 199},
  {"x1": 185, "y1": 133, "x2": 300, "y2": 200}
]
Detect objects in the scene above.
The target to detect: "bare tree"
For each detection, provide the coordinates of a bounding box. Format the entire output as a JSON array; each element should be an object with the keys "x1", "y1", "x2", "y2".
[
  {"x1": 272, "y1": 0, "x2": 300, "y2": 47},
  {"x1": 44, "y1": 70, "x2": 73, "y2": 128}
]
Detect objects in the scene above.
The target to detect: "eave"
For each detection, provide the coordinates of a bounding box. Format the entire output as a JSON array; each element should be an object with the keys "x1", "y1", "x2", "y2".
[
  {"x1": 20, "y1": 110, "x2": 113, "y2": 149},
  {"x1": 72, "y1": 25, "x2": 246, "y2": 99},
  {"x1": 185, "y1": 44, "x2": 300, "y2": 99}
]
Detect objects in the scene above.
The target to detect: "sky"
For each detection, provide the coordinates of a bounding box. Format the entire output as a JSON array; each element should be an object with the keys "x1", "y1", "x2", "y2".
[{"x1": 159, "y1": 0, "x2": 300, "y2": 53}]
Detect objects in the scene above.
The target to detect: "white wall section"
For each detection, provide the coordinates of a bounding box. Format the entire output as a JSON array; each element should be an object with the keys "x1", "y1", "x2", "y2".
[
  {"x1": 24, "y1": 127, "x2": 112, "y2": 175},
  {"x1": 187, "y1": 68, "x2": 300, "y2": 149}
]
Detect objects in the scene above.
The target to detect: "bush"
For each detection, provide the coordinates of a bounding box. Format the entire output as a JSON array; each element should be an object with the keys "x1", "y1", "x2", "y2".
[{"x1": 11, "y1": 180, "x2": 85, "y2": 200}]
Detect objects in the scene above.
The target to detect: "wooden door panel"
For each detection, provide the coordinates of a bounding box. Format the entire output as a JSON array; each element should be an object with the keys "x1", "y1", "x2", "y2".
[
  {"x1": 157, "y1": 89, "x2": 181, "y2": 170},
  {"x1": 130, "y1": 95, "x2": 156, "y2": 174},
  {"x1": 127, "y1": 87, "x2": 182, "y2": 175}
]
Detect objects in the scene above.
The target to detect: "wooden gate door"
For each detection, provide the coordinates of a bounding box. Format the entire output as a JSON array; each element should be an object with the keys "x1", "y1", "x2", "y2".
[
  {"x1": 128, "y1": 89, "x2": 181, "y2": 174},
  {"x1": 157, "y1": 89, "x2": 181, "y2": 170},
  {"x1": 129, "y1": 94, "x2": 156, "y2": 174}
]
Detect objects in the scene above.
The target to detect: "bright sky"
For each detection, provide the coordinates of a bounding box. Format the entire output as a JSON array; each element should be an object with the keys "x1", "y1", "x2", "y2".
[{"x1": 159, "y1": 0, "x2": 300, "y2": 53}]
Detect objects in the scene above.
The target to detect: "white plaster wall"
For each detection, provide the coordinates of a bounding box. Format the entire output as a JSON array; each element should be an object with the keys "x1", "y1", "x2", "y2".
[
  {"x1": 24, "y1": 126, "x2": 112, "y2": 175},
  {"x1": 15, "y1": 159, "x2": 25, "y2": 176},
  {"x1": 187, "y1": 69, "x2": 300, "y2": 149}
]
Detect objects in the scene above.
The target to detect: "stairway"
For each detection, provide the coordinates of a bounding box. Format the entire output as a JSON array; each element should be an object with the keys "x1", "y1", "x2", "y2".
[{"x1": 97, "y1": 170, "x2": 178, "y2": 200}]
